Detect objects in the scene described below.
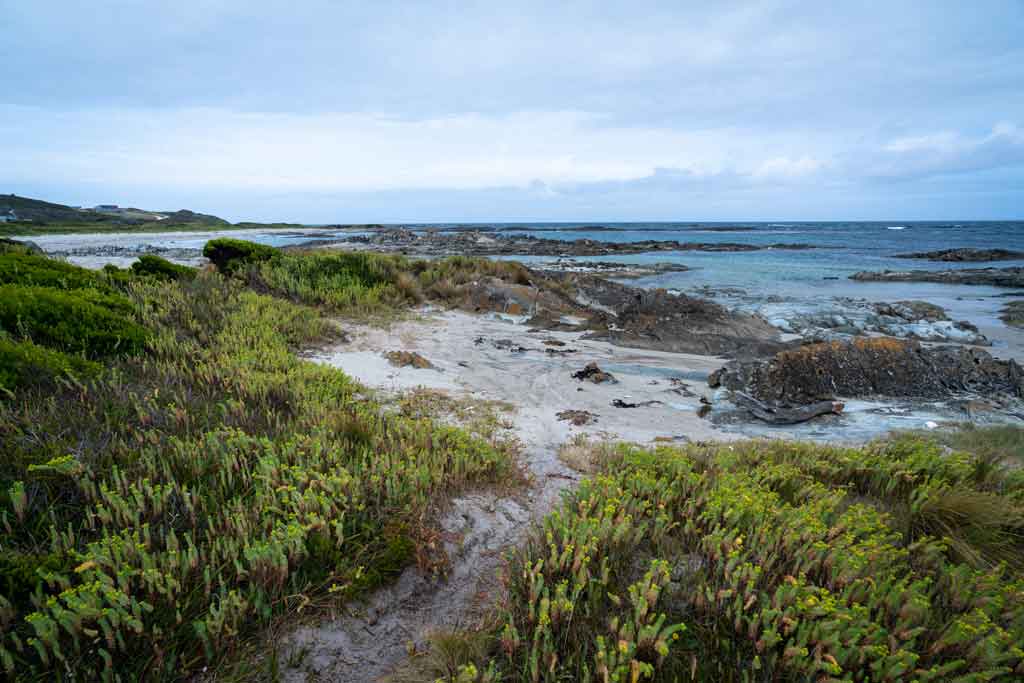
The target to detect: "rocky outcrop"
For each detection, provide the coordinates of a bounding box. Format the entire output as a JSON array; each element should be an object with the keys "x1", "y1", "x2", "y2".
[
  {"x1": 531, "y1": 259, "x2": 691, "y2": 279},
  {"x1": 1002, "y1": 301, "x2": 1024, "y2": 329},
  {"x1": 895, "y1": 248, "x2": 1024, "y2": 262},
  {"x1": 336, "y1": 229, "x2": 817, "y2": 258},
  {"x1": 709, "y1": 337, "x2": 1024, "y2": 404},
  {"x1": 765, "y1": 299, "x2": 988, "y2": 345},
  {"x1": 570, "y1": 276, "x2": 788, "y2": 358},
  {"x1": 850, "y1": 267, "x2": 1024, "y2": 288}
]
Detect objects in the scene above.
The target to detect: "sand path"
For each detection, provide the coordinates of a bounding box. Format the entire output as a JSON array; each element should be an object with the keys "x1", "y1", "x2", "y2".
[{"x1": 279, "y1": 309, "x2": 731, "y2": 681}]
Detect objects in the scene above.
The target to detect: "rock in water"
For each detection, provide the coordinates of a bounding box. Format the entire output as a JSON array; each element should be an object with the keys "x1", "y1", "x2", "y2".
[
  {"x1": 709, "y1": 337, "x2": 1024, "y2": 404},
  {"x1": 850, "y1": 267, "x2": 1024, "y2": 288},
  {"x1": 895, "y1": 248, "x2": 1024, "y2": 262},
  {"x1": 1001, "y1": 301, "x2": 1024, "y2": 328}
]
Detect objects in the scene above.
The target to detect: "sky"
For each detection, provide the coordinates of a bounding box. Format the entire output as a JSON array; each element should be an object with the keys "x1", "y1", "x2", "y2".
[{"x1": 1, "y1": 1, "x2": 1023, "y2": 223}]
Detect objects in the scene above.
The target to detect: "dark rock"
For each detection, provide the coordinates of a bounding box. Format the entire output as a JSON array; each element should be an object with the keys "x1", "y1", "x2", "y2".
[
  {"x1": 572, "y1": 276, "x2": 789, "y2": 358},
  {"x1": 573, "y1": 362, "x2": 616, "y2": 384},
  {"x1": 850, "y1": 267, "x2": 1024, "y2": 288},
  {"x1": 895, "y1": 248, "x2": 1024, "y2": 262},
  {"x1": 333, "y1": 228, "x2": 818, "y2": 258},
  {"x1": 709, "y1": 337, "x2": 1024, "y2": 404},
  {"x1": 1001, "y1": 300, "x2": 1024, "y2": 328},
  {"x1": 873, "y1": 300, "x2": 947, "y2": 322}
]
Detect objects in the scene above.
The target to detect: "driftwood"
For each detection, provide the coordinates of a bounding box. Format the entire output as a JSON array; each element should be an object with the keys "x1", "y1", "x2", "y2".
[
  {"x1": 611, "y1": 399, "x2": 664, "y2": 409},
  {"x1": 734, "y1": 392, "x2": 844, "y2": 425}
]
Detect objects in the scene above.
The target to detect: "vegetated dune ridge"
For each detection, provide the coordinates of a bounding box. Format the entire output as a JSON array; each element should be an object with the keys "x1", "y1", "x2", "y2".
[{"x1": 2, "y1": 238, "x2": 1023, "y2": 683}]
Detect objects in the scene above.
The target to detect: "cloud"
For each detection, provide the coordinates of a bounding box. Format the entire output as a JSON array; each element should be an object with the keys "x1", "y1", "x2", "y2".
[
  {"x1": 1, "y1": 3, "x2": 1023, "y2": 219},
  {"x1": 869, "y1": 123, "x2": 1024, "y2": 180},
  {"x1": 0, "y1": 106, "x2": 831, "y2": 192}
]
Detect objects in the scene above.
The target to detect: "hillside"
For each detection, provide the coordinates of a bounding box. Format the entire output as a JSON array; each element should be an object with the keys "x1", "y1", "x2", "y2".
[
  {"x1": 0, "y1": 194, "x2": 114, "y2": 224},
  {"x1": 0, "y1": 193, "x2": 229, "y2": 228}
]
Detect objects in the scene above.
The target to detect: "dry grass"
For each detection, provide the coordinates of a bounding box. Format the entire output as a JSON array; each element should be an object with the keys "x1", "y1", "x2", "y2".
[{"x1": 557, "y1": 433, "x2": 620, "y2": 473}]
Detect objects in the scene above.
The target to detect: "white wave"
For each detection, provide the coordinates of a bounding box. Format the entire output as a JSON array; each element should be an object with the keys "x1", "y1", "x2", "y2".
[{"x1": 887, "y1": 226, "x2": 907, "y2": 230}]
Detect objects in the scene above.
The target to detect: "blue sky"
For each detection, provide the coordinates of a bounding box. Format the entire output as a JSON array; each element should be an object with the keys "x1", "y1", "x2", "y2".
[{"x1": 2, "y1": 1, "x2": 1023, "y2": 222}]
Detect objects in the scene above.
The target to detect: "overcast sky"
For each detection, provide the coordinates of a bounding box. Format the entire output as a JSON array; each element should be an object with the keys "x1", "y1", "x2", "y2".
[{"x1": 2, "y1": 1, "x2": 1023, "y2": 222}]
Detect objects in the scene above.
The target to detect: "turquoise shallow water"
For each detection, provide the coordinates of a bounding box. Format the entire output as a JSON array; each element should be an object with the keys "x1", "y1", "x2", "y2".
[{"x1": 475, "y1": 221, "x2": 1024, "y2": 359}]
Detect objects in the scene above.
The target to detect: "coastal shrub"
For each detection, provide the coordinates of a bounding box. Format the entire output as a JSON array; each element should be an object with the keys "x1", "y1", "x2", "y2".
[
  {"x1": 0, "y1": 238, "x2": 44, "y2": 255},
  {"x1": 0, "y1": 271, "x2": 518, "y2": 680},
  {"x1": 252, "y1": 250, "x2": 405, "y2": 313},
  {"x1": 918, "y1": 423, "x2": 1024, "y2": 466},
  {"x1": 249, "y1": 247, "x2": 548, "y2": 318},
  {"x1": 429, "y1": 437, "x2": 1024, "y2": 682},
  {"x1": 130, "y1": 254, "x2": 196, "y2": 281},
  {"x1": 203, "y1": 237, "x2": 280, "y2": 275},
  {"x1": 0, "y1": 252, "x2": 110, "y2": 291},
  {"x1": 0, "y1": 335, "x2": 100, "y2": 393},
  {"x1": 0, "y1": 284, "x2": 147, "y2": 358}
]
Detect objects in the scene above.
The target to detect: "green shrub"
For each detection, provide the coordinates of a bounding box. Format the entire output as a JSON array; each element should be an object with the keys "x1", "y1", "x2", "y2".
[
  {"x1": 0, "y1": 252, "x2": 110, "y2": 291},
  {"x1": 253, "y1": 251, "x2": 405, "y2": 313},
  {"x1": 0, "y1": 335, "x2": 100, "y2": 393},
  {"x1": 0, "y1": 238, "x2": 44, "y2": 255},
  {"x1": 0, "y1": 284, "x2": 148, "y2": 358},
  {"x1": 130, "y1": 254, "x2": 196, "y2": 281},
  {"x1": 449, "y1": 438, "x2": 1024, "y2": 682},
  {"x1": 203, "y1": 238, "x2": 280, "y2": 275},
  {"x1": 0, "y1": 272, "x2": 517, "y2": 680}
]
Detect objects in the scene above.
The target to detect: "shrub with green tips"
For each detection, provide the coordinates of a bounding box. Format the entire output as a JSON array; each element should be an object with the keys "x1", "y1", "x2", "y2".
[{"x1": 203, "y1": 238, "x2": 280, "y2": 275}]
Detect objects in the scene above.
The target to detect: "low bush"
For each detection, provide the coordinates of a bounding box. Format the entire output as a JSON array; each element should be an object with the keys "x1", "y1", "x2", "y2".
[
  {"x1": 0, "y1": 272, "x2": 517, "y2": 680},
  {"x1": 0, "y1": 252, "x2": 110, "y2": 291},
  {"x1": 203, "y1": 238, "x2": 280, "y2": 275},
  {"x1": 0, "y1": 335, "x2": 100, "y2": 393},
  {"x1": 0, "y1": 238, "x2": 44, "y2": 255},
  {"x1": 130, "y1": 254, "x2": 196, "y2": 281},
  {"x1": 0, "y1": 284, "x2": 148, "y2": 358},
  {"x1": 908, "y1": 423, "x2": 1024, "y2": 467},
  {"x1": 252, "y1": 250, "x2": 405, "y2": 313},
  {"x1": 244, "y1": 243, "x2": 545, "y2": 318},
  {"x1": 433, "y1": 437, "x2": 1024, "y2": 682}
]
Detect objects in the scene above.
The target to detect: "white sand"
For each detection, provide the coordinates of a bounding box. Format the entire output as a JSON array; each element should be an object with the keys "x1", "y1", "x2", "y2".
[
  {"x1": 281, "y1": 309, "x2": 735, "y2": 681},
  {"x1": 309, "y1": 308, "x2": 732, "y2": 452}
]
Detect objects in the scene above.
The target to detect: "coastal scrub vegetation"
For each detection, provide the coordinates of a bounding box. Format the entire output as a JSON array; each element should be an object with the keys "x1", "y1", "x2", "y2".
[
  {"x1": 200, "y1": 239, "x2": 539, "y2": 318},
  {"x1": 0, "y1": 249, "x2": 518, "y2": 679},
  {"x1": 420, "y1": 436, "x2": 1024, "y2": 682}
]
